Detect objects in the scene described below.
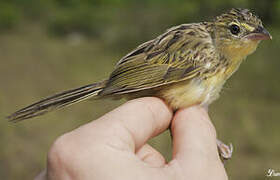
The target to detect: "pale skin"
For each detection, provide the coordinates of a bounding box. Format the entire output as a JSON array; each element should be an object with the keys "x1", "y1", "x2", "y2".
[{"x1": 35, "y1": 97, "x2": 228, "y2": 180}]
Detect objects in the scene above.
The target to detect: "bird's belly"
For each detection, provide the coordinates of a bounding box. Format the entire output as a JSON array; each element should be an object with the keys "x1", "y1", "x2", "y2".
[{"x1": 159, "y1": 75, "x2": 226, "y2": 109}]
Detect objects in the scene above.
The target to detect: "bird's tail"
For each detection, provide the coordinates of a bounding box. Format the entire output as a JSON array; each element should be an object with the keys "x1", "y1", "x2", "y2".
[{"x1": 7, "y1": 81, "x2": 106, "y2": 122}]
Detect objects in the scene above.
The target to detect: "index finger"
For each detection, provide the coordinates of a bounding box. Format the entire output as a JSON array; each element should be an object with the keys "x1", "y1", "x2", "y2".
[{"x1": 89, "y1": 97, "x2": 173, "y2": 151}]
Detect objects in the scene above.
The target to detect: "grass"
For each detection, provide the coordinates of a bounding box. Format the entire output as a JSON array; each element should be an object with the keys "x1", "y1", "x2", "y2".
[{"x1": 0, "y1": 23, "x2": 279, "y2": 180}]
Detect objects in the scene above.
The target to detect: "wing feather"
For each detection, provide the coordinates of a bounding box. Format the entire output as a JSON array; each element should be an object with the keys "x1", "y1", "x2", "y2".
[{"x1": 101, "y1": 23, "x2": 215, "y2": 95}]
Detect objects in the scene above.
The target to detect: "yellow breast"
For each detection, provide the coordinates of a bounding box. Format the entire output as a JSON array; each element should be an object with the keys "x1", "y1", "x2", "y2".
[{"x1": 159, "y1": 70, "x2": 227, "y2": 109}]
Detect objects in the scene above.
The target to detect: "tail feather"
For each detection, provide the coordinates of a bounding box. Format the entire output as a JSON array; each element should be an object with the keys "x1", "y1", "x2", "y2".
[{"x1": 7, "y1": 81, "x2": 105, "y2": 122}]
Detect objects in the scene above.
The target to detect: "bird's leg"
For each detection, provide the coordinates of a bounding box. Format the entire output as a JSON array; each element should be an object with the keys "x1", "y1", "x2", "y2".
[{"x1": 216, "y1": 139, "x2": 233, "y2": 164}]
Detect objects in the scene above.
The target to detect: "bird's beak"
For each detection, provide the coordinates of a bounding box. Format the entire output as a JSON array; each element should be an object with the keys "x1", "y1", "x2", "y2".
[{"x1": 245, "y1": 26, "x2": 272, "y2": 41}]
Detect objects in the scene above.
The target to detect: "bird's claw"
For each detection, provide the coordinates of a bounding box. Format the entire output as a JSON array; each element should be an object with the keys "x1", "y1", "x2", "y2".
[{"x1": 216, "y1": 139, "x2": 233, "y2": 164}]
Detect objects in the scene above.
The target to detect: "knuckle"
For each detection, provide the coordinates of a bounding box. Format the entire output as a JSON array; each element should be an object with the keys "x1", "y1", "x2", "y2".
[
  {"x1": 128, "y1": 97, "x2": 159, "y2": 121},
  {"x1": 47, "y1": 133, "x2": 73, "y2": 168},
  {"x1": 137, "y1": 97, "x2": 168, "y2": 118}
]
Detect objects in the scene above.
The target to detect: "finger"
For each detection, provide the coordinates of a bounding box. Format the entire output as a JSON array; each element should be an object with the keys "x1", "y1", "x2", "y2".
[
  {"x1": 34, "y1": 169, "x2": 47, "y2": 180},
  {"x1": 82, "y1": 97, "x2": 173, "y2": 152},
  {"x1": 101, "y1": 97, "x2": 173, "y2": 151},
  {"x1": 171, "y1": 106, "x2": 221, "y2": 166},
  {"x1": 136, "y1": 144, "x2": 166, "y2": 167}
]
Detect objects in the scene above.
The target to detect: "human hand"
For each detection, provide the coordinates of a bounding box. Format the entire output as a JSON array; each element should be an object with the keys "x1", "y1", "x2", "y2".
[{"x1": 35, "y1": 97, "x2": 227, "y2": 180}]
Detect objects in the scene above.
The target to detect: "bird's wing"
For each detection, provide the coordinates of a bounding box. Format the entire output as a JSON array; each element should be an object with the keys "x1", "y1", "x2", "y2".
[{"x1": 100, "y1": 23, "x2": 216, "y2": 95}]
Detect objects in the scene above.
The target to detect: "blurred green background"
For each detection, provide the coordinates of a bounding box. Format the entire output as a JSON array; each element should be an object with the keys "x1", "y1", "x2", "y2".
[{"x1": 0, "y1": 0, "x2": 279, "y2": 179}]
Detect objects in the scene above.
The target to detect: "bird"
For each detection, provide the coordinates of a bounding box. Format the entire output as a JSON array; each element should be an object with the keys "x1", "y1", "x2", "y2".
[{"x1": 7, "y1": 8, "x2": 271, "y2": 160}]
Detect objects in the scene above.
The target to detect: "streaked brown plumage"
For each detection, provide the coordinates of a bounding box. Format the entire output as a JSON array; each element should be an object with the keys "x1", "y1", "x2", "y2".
[{"x1": 7, "y1": 8, "x2": 271, "y2": 122}]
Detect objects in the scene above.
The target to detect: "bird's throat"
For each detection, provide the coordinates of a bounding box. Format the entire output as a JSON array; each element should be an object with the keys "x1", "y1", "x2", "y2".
[
  {"x1": 218, "y1": 40, "x2": 259, "y2": 78},
  {"x1": 223, "y1": 41, "x2": 258, "y2": 60}
]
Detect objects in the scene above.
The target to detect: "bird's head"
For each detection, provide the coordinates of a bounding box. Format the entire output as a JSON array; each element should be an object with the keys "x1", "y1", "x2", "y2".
[{"x1": 213, "y1": 8, "x2": 272, "y2": 61}]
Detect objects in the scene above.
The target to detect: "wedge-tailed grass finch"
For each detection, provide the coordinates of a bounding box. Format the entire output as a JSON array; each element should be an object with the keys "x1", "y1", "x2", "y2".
[{"x1": 8, "y1": 8, "x2": 271, "y2": 160}]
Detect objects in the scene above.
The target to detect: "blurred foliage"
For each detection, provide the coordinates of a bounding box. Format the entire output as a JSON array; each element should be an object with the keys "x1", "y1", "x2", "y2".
[
  {"x1": 0, "y1": 0, "x2": 279, "y2": 37},
  {"x1": 0, "y1": 0, "x2": 279, "y2": 180},
  {"x1": 0, "y1": 2, "x2": 20, "y2": 30}
]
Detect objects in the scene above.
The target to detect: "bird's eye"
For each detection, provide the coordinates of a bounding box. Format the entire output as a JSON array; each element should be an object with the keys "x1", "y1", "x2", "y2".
[{"x1": 230, "y1": 24, "x2": 240, "y2": 35}]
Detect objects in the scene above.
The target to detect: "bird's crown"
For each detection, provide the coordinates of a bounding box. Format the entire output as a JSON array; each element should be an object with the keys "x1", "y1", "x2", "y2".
[{"x1": 215, "y1": 8, "x2": 263, "y2": 30}]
